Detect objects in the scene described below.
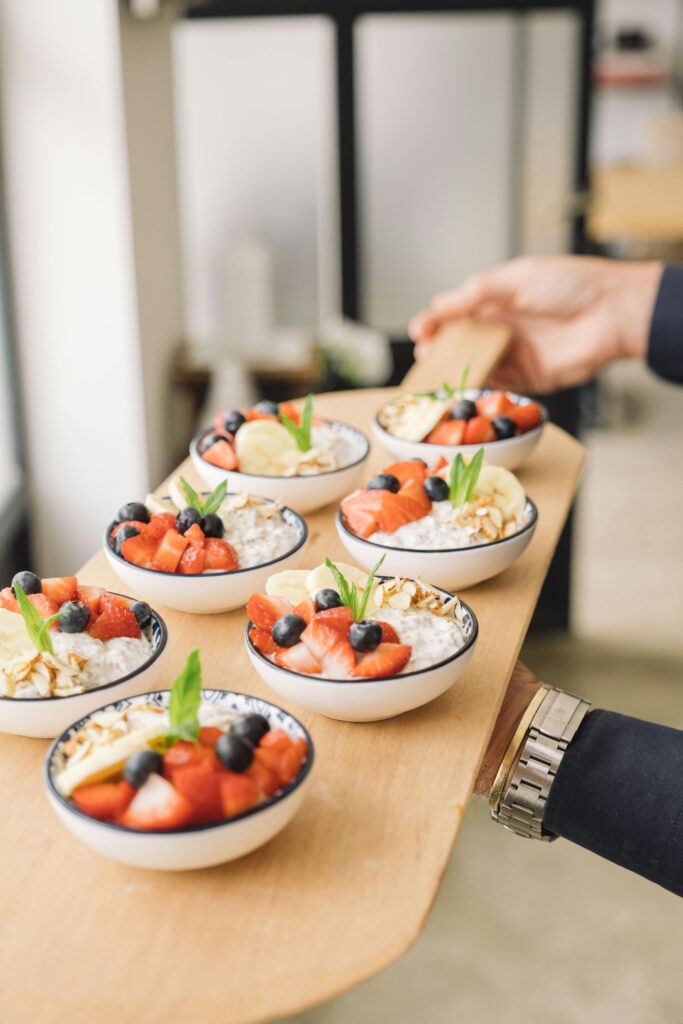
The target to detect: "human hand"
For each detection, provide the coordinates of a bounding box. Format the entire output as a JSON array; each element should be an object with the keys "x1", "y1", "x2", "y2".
[
  {"x1": 473, "y1": 659, "x2": 543, "y2": 798},
  {"x1": 409, "y1": 256, "x2": 662, "y2": 393}
]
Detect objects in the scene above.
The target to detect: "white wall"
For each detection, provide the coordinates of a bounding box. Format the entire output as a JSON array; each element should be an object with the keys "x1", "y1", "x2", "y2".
[{"x1": 0, "y1": 0, "x2": 149, "y2": 575}]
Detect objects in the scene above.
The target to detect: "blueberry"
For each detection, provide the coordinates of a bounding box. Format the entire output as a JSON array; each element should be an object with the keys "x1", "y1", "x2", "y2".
[
  {"x1": 11, "y1": 571, "x2": 41, "y2": 596},
  {"x1": 314, "y1": 588, "x2": 342, "y2": 612},
  {"x1": 123, "y1": 749, "x2": 163, "y2": 788},
  {"x1": 367, "y1": 473, "x2": 400, "y2": 493},
  {"x1": 493, "y1": 415, "x2": 517, "y2": 440},
  {"x1": 131, "y1": 601, "x2": 152, "y2": 628},
  {"x1": 176, "y1": 507, "x2": 203, "y2": 534},
  {"x1": 231, "y1": 713, "x2": 270, "y2": 746},
  {"x1": 254, "y1": 400, "x2": 280, "y2": 416},
  {"x1": 58, "y1": 601, "x2": 90, "y2": 634},
  {"x1": 223, "y1": 410, "x2": 246, "y2": 434},
  {"x1": 201, "y1": 513, "x2": 224, "y2": 539},
  {"x1": 450, "y1": 399, "x2": 477, "y2": 421},
  {"x1": 349, "y1": 620, "x2": 382, "y2": 653},
  {"x1": 117, "y1": 502, "x2": 150, "y2": 524},
  {"x1": 271, "y1": 614, "x2": 306, "y2": 648},
  {"x1": 216, "y1": 732, "x2": 254, "y2": 773},
  {"x1": 424, "y1": 476, "x2": 449, "y2": 502},
  {"x1": 115, "y1": 524, "x2": 140, "y2": 554}
]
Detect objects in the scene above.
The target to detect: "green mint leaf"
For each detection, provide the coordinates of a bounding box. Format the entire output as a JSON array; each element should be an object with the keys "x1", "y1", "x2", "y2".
[
  {"x1": 449, "y1": 448, "x2": 485, "y2": 507},
  {"x1": 180, "y1": 476, "x2": 204, "y2": 514},
  {"x1": 278, "y1": 394, "x2": 314, "y2": 453},
  {"x1": 462, "y1": 447, "x2": 485, "y2": 503},
  {"x1": 458, "y1": 364, "x2": 470, "y2": 397},
  {"x1": 167, "y1": 649, "x2": 202, "y2": 743},
  {"x1": 323, "y1": 557, "x2": 354, "y2": 611},
  {"x1": 412, "y1": 389, "x2": 439, "y2": 399},
  {"x1": 356, "y1": 554, "x2": 386, "y2": 621},
  {"x1": 14, "y1": 583, "x2": 58, "y2": 655},
  {"x1": 202, "y1": 480, "x2": 228, "y2": 517},
  {"x1": 442, "y1": 381, "x2": 455, "y2": 399}
]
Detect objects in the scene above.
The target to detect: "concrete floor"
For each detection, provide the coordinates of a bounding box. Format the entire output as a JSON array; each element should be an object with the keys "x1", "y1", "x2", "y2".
[{"x1": 284, "y1": 363, "x2": 683, "y2": 1024}]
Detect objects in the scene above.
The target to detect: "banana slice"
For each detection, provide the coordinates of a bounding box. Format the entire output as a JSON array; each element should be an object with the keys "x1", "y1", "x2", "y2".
[
  {"x1": 235, "y1": 421, "x2": 298, "y2": 475},
  {"x1": 473, "y1": 465, "x2": 526, "y2": 521},
  {"x1": 168, "y1": 476, "x2": 190, "y2": 513},
  {"x1": 0, "y1": 609, "x2": 32, "y2": 660},
  {"x1": 266, "y1": 570, "x2": 311, "y2": 606},
  {"x1": 389, "y1": 397, "x2": 451, "y2": 441},
  {"x1": 54, "y1": 719, "x2": 168, "y2": 796},
  {"x1": 145, "y1": 492, "x2": 175, "y2": 516},
  {"x1": 305, "y1": 562, "x2": 370, "y2": 598}
]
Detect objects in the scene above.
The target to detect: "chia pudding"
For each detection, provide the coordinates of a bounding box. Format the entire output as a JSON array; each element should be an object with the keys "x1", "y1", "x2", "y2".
[
  {"x1": 216, "y1": 495, "x2": 302, "y2": 567},
  {"x1": 369, "y1": 500, "x2": 530, "y2": 551}
]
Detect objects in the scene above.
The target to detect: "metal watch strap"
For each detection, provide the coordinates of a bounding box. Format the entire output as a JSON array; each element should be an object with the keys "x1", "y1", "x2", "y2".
[{"x1": 491, "y1": 687, "x2": 591, "y2": 841}]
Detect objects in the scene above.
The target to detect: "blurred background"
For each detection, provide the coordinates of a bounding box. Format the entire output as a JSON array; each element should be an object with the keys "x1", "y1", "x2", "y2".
[{"x1": 0, "y1": 0, "x2": 682, "y2": 1018}]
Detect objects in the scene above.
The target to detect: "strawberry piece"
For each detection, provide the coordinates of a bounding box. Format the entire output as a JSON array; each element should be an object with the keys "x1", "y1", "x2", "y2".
[
  {"x1": 220, "y1": 771, "x2": 262, "y2": 817},
  {"x1": 72, "y1": 780, "x2": 136, "y2": 822},
  {"x1": 376, "y1": 620, "x2": 400, "y2": 643},
  {"x1": 76, "y1": 586, "x2": 104, "y2": 622},
  {"x1": 314, "y1": 605, "x2": 354, "y2": 633},
  {"x1": 203, "y1": 537, "x2": 238, "y2": 572},
  {"x1": 172, "y1": 759, "x2": 223, "y2": 825},
  {"x1": 475, "y1": 390, "x2": 515, "y2": 419},
  {"x1": 213, "y1": 411, "x2": 231, "y2": 435},
  {"x1": 98, "y1": 591, "x2": 130, "y2": 613},
  {"x1": 203, "y1": 439, "x2": 238, "y2": 470},
  {"x1": 178, "y1": 544, "x2": 206, "y2": 575},
  {"x1": 163, "y1": 740, "x2": 215, "y2": 780},
  {"x1": 120, "y1": 533, "x2": 158, "y2": 569},
  {"x1": 153, "y1": 529, "x2": 189, "y2": 573},
  {"x1": 120, "y1": 773, "x2": 193, "y2": 831},
  {"x1": 244, "y1": 408, "x2": 278, "y2": 423},
  {"x1": 431, "y1": 455, "x2": 448, "y2": 472},
  {"x1": 382, "y1": 460, "x2": 427, "y2": 487},
  {"x1": 399, "y1": 478, "x2": 431, "y2": 514},
  {"x1": 321, "y1": 640, "x2": 356, "y2": 679},
  {"x1": 246, "y1": 758, "x2": 281, "y2": 798},
  {"x1": 41, "y1": 576, "x2": 78, "y2": 605},
  {"x1": 0, "y1": 588, "x2": 18, "y2": 612},
  {"x1": 294, "y1": 599, "x2": 316, "y2": 625},
  {"x1": 340, "y1": 489, "x2": 384, "y2": 538},
  {"x1": 300, "y1": 619, "x2": 344, "y2": 661},
  {"x1": 375, "y1": 493, "x2": 422, "y2": 533},
  {"x1": 247, "y1": 593, "x2": 294, "y2": 630},
  {"x1": 278, "y1": 401, "x2": 300, "y2": 424},
  {"x1": 275, "y1": 643, "x2": 322, "y2": 675},
  {"x1": 425, "y1": 419, "x2": 466, "y2": 445},
  {"x1": 463, "y1": 415, "x2": 496, "y2": 444},
  {"x1": 111, "y1": 521, "x2": 148, "y2": 540},
  {"x1": 146, "y1": 512, "x2": 176, "y2": 541},
  {"x1": 184, "y1": 522, "x2": 205, "y2": 544},
  {"x1": 249, "y1": 624, "x2": 279, "y2": 656},
  {"x1": 253, "y1": 746, "x2": 281, "y2": 775},
  {"x1": 198, "y1": 726, "x2": 223, "y2": 748},
  {"x1": 259, "y1": 729, "x2": 292, "y2": 753},
  {"x1": 28, "y1": 594, "x2": 59, "y2": 618},
  {"x1": 278, "y1": 742, "x2": 307, "y2": 785},
  {"x1": 352, "y1": 642, "x2": 412, "y2": 679},
  {"x1": 509, "y1": 401, "x2": 542, "y2": 433},
  {"x1": 90, "y1": 604, "x2": 141, "y2": 641}
]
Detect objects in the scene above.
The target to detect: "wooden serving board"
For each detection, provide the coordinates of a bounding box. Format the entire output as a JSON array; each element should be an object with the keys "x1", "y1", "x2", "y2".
[{"x1": 0, "y1": 325, "x2": 585, "y2": 1024}]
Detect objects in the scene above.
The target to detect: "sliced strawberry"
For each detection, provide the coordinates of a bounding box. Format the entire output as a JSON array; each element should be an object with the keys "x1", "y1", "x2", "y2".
[
  {"x1": 463, "y1": 415, "x2": 496, "y2": 444},
  {"x1": 425, "y1": 419, "x2": 466, "y2": 445},
  {"x1": 163, "y1": 740, "x2": 215, "y2": 781},
  {"x1": 249, "y1": 624, "x2": 279, "y2": 656},
  {"x1": 275, "y1": 643, "x2": 322, "y2": 675},
  {"x1": 184, "y1": 522, "x2": 205, "y2": 544},
  {"x1": 294, "y1": 598, "x2": 316, "y2": 625},
  {"x1": 153, "y1": 529, "x2": 189, "y2": 573},
  {"x1": 375, "y1": 493, "x2": 422, "y2": 533},
  {"x1": 203, "y1": 537, "x2": 238, "y2": 571},
  {"x1": 120, "y1": 533, "x2": 158, "y2": 569},
  {"x1": 321, "y1": 640, "x2": 356, "y2": 679},
  {"x1": 246, "y1": 758, "x2": 281, "y2": 798},
  {"x1": 41, "y1": 576, "x2": 78, "y2": 605},
  {"x1": 376, "y1": 620, "x2": 400, "y2": 643},
  {"x1": 76, "y1": 586, "x2": 104, "y2": 622},
  {"x1": 259, "y1": 729, "x2": 292, "y2": 753},
  {"x1": 475, "y1": 390, "x2": 515, "y2": 419},
  {"x1": 220, "y1": 771, "x2": 262, "y2": 817},
  {"x1": 89, "y1": 605, "x2": 141, "y2": 641},
  {"x1": 314, "y1": 605, "x2": 354, "y2": 633},
  {"x1": 198, "y1": 726, "x2": 223, "y2": 748},
  {"x1": 72, "y1": 780, "x2": 135, "y2": 822},
  {"x1": 214, "y1": 411, "x2": 231, "y2": 435},
  {"x1": 382, "y1": 460, "x2": 427, "y2": 487},
  {"x1": 98, "y1": 591, "x2": 130, "y2": 613},
  {"x1": 399, "y1": 478, "x2": 431, "y2": 514},
  {"x1": 120, "y1": 773, "x2": 193, "y2": 831},
  {"x1": 300, "y1": 619, "x2": 344, "y2": 661},
  {"x1": 244, "y1": 408, "x2": 278, "y2": 423},
  {"x1": 509, "y1": 401, "x2": 542, "y2": 433},
  {"x1": 340, "y1": 489, "x2": 384, "y2": 538},
  {"x1": 278, "y1": 742, "x2": 307, "y2": 785},
  {"x1": 146, "y1": 512, "x2": 177, "y2": 541},
  {"x1": 27, "y1": 593, "x2": 59, "y2": 618},
  {"x1": 178, "y1": 544, "x2": 206, "y2": 575},
  {"x1": 342, "y1": 505, "x2": 377, "y2": 539},
  {"x1": 253, "y1": 746, "x2": 281, "y2": 776},
  {"x1": 0, "y1": 587, "x2": 18, "y2": 612},
  {"x1": 431, "y1": 455, "x2": 448, "y2": 473},
  {"x1": 352, "y1": 642, "x2": 412, "y2": 678},
  {"x1": 111, "y1": 521, "x2": 148, "y2": 540},
  {"x1": 247, "y1": 593, "x2": 293, "y2": 631},
  {"x1": 172, "y1": 759, "x2": 223, "y2": 825},
  {"x1": 203, "y1": 439, "x2": 238, "y2": 470},
  {"x1": 278, "y1": 401, "x2": 300, "y2": 425}
]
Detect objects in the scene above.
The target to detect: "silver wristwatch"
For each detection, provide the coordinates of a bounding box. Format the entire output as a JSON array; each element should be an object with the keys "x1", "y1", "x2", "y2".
[{"x1": 490, "y1": 687, "x2": 591, "y2": 841}]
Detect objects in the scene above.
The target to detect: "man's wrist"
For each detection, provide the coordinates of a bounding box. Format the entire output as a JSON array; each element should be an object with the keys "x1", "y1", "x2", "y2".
[
  {"x1": 611, "y1": 261, "x2": 663, "y2": 363},
  {"x1": 474, "y1": 672, "x2": 543, "y2": 798}
]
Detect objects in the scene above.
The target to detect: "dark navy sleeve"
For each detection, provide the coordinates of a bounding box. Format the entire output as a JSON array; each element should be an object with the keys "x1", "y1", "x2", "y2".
[
  {"x1": 543, "y1": 710, "x2": 683, "y2": 897},
  {"x1": 647, "y1": 263, "x2": 683, "y2": 384}
]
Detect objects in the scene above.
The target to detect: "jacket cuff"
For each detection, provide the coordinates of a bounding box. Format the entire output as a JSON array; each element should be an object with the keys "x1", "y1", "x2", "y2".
[{"x1": 647, "y1": 263, "x2": 683, "y2": 384}]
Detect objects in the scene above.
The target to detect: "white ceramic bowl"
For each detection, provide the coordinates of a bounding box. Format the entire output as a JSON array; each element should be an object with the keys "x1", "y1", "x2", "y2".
[
  {"x1": 104, "y1": 502, "x2": 308, "y2": 614},
  {"x1": 44, "y1": 689, "x2": 314, "y2": 871},
  {"x1": 0, "y1": 604, "x2": 168, "y2": 739},
  {"x1": 245, "y1": 583, "x2": 478, "y2": 722},
  {"x1": 372, "y1": 390, "x2": 548, "y2": 470},
  {"x1": 190, "y1": 420, "x2": 371, "y2": 515},
  {"x1": 335, "y1": 501, "x2": 538, "y2": 591}
]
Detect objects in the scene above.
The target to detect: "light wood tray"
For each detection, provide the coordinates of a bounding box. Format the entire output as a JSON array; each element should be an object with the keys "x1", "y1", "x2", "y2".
[{"x1": 0, "y1": 323, "x2": 585, "y2": 1024}]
